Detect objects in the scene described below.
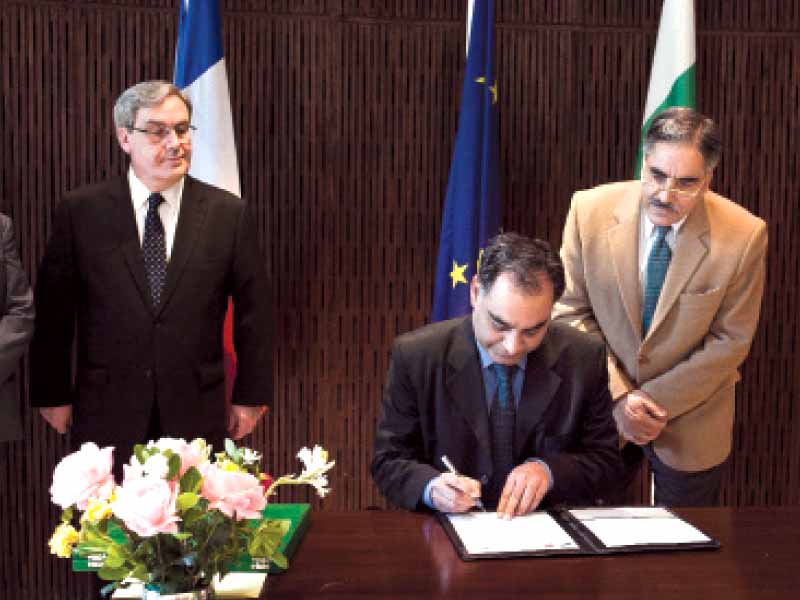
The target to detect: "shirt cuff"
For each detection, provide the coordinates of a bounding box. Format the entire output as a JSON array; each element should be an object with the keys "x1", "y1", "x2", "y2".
[
  {"x1": 526, "y1": 458, "x2": 554, "y2": 492},
  {"x1": 422, "y1": 476, "x2": 437, "y2": 509}
]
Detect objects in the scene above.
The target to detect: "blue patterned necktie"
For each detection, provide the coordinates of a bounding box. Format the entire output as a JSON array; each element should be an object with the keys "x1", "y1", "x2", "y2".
[
  {"x1": 486, "y1": 363, "x2": 515, "y2": 508},
  {"x1": 143, "y1": 193, "x2": 167, "y2": 307},
  {"x1": 642, "y1": 225, "x2": 672, "y2": 336}
]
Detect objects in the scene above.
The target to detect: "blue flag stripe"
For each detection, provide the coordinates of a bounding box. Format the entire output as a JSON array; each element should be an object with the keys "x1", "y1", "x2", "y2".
[{"x1": 175, "y1": 0, "x2": 224, "y2": 88}]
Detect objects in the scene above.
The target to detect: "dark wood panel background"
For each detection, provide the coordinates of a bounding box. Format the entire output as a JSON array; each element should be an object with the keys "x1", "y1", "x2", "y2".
[{"x1": 1, "y1": 1, "x2": 798, "y2": 597}]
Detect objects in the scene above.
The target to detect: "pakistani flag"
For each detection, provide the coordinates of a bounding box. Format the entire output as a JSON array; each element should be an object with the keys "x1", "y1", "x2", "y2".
[
  {"x1": 174, "y1": 0, "x2": 240, "y2": 404},
  {"x1": 635, "y1": 0, "x2": 696, "y2": 176}
]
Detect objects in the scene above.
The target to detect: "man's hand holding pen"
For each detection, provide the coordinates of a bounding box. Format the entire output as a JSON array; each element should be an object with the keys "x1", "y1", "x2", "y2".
[
  {"x1": 429, "y1": 472, "x2": 483, "y2": 513},
  {"x1": 431, "y1": 455, "x2": 486, "y2": 513}
]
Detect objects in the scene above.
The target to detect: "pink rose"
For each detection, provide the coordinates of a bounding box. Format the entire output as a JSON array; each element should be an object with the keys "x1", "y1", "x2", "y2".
[
  {"x1": 112, "y1": 478, "x2": 180, "y2": 537},
  {"x1": 200, "y1": 465, "x2": 266, "y2": 520},
  {"x1": 50, "y1": 442, "x2": 115, "y2": 510},
  {"x1": 151, "y1": 438, "x2": 208, "y2": 476}
]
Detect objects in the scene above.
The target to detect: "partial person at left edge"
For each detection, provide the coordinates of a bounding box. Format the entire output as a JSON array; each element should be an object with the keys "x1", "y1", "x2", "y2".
[
  {"x1": 0, "y1": 213, "x2": 35, "y2": 442},
  {"x1": 29, "y1": 80, "x2": 272, "y2": 473}
]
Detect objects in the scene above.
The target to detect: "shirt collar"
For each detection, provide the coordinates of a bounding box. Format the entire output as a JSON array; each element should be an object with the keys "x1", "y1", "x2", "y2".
[
  {"x1": 475, "y1": 339, "x2": 528, "y2": 372},
  {"x1": 128, "y1": 167, "x2": 185, "y2": 211},
  {"x1": 642, "y1": 210, "x2": 687, "y2": 240}
]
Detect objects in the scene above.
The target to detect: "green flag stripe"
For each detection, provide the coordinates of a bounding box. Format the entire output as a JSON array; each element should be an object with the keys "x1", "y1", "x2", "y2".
[{"x1": 634, "y1": 66, "x2": 697, "y2": 177}]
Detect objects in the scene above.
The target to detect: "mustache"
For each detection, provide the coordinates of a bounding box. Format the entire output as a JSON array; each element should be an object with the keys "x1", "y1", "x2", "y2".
[{"x1": 648, "y1": 197, "x2": 677, "y2": 212}]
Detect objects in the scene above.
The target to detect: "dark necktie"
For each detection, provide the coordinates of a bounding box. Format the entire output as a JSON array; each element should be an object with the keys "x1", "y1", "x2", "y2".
[
  {"x1": 143, "y1": 193, "x2": 167, "y2": 307},
  {"x1": 486, "y1": 363, "x2": 515, "y2": 508},
  {"x1": 642, "y1": 225, "x2": 672, "y2": 336}
]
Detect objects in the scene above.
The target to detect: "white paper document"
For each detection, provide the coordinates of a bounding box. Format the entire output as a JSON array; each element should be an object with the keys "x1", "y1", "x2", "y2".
[
  {"x1": 445, "y1": 511, "x2": 579, "y2": 554},
  {"x1": 568, "y1": 507, "x2": 711, "y2": 548}
]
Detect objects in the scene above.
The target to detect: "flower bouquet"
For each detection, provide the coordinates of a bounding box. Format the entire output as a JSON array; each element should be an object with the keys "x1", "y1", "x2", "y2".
[{"x1": 48, "y1": 438, "x2": 335, "y2": 598}]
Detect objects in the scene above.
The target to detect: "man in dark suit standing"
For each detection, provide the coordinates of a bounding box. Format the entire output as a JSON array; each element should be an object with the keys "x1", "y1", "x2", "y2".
[
  {"x1": 0, "y1": 213, "x2": 35, "y2": 442},
  {"x1": 30, "y1": 81, "x2": 271, "y2": 464},
  {"x1": 372, "y1": 233, "x2": 621, "y2": 518}
]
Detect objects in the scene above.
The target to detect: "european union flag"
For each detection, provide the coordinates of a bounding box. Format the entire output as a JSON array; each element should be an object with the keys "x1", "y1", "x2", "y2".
[{"x1": 432, "y1": 0, "x2": 501, "y2": 322}]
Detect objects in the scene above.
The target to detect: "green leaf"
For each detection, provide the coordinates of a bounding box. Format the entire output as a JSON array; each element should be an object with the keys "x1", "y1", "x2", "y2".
[
  {"x1": 180, "y1": 466, "x2": 203, "y2": 494},
  {"x1": 133, "y1": 444, "x2": 147, "y2": 465},
  {"x1": 83, "y1": 529, "x2": 112, "y2": 551},
  {"x1": 61, "y1": 507, "x2": 74, "y2": 523},
  {"x1": 224, "y1": 438, "x2": 239, "y2": 460},
  {"x1": 248, "y1": 518, "x2": 290, "y2": 558},
  {"x1": 97, "y1": 565, "x2": 130, "y2": 581},
  {"x1": 166, "y1": 452, "x2": 182, "y2": 480},
  {"x1": 176, "y1": 492, "x2": 199, "y2": 512},
  {"x1": 103, "y1": 546, "x2": 126, "y2": 569},
  {"x1": 130, "y1": 564, "x2": 149, "y2": 582},
  {"x1": 172, "y1": 532, "x2": 193, "y2": 541},
  {"x1": 270, "y1": 551, "x2": 288, "y2": 570}
]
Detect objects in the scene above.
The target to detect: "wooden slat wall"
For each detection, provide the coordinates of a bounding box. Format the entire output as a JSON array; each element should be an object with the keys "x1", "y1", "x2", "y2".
[{"x1": 1, "y1": 1, "x2": 798, "y2": 596}]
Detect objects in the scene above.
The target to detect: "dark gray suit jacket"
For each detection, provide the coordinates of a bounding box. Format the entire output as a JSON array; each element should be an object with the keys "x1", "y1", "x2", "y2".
[
  {"x1": 0, "y1": 214, "x2": 35, "y2": 442},
  {"x1": 371, "y1": 317, "x2": 622, "y2": 510},
  {"x1": 30, "y1": 175, "x2": 271, "y2": 452}
]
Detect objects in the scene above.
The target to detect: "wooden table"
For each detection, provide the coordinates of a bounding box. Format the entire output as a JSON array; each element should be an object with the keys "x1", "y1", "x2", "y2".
[{"x1": 265, "y1": 507, "x2": 800, "y2": 599}]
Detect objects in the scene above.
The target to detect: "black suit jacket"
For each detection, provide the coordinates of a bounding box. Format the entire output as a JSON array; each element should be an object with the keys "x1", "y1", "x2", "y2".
[
  {"x1": 30, "y1": 175, "x2": 271, "y2": 451},
  {"x1": 0, "y1": 213, "x2": 35, "y2": 442},
  {"x1": 371, "y1": 317, "x2": 621, "y2": 510}
]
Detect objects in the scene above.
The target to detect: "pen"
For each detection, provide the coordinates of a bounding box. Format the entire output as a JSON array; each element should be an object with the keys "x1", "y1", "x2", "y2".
[{"x1": 441, "y1": 455, "x2": 487, "y2": 512}]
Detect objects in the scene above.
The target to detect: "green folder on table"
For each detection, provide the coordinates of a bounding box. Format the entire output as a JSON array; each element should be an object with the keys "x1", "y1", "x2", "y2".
[{"x1": 72, "y1": 503, "x2": 310, "y2": 575}]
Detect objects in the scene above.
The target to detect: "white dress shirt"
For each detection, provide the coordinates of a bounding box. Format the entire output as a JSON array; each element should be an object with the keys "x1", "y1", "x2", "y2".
[
  {"x1": 638, "y1": 211, "x2": 687, "y2": 290},
  {"x1": 128, "y1": 168, "x2": 184, "y2": 260}
]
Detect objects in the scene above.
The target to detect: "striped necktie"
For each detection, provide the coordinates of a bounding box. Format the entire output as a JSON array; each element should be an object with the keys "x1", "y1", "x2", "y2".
[{"x1": 642, "y1": 225, "x2": 672, "y2": 336}]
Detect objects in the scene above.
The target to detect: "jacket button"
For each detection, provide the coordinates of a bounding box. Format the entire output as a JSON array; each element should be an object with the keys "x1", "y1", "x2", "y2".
[{"x1": 144, "y1": 369, "x2": 152, "y2": 379}]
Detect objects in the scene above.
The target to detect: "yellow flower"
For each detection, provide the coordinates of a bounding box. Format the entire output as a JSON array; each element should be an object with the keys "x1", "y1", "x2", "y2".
[
  {"x1": 49, "y1": 523, "x2": 80, "y2": 558},
  {"x1": 218, "y1": 459, "x2": 243, "y2": 473},
  {"x1": 83, "y1": 497, "x2": 113, "y2": 522}
]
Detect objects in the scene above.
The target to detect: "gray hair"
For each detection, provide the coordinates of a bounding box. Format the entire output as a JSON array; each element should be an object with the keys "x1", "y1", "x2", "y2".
[
  {"x1": 113, "y1": 80, "x2": 192, "y2": 129},
  {"x1": 643, "y1": 107, "x2": 722, "y2": 170}
]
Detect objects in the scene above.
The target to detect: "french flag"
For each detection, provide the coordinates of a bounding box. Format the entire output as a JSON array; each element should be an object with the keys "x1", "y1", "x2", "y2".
[{"x1": 174, "y1": 0, "x2": 240, "y2": 403}]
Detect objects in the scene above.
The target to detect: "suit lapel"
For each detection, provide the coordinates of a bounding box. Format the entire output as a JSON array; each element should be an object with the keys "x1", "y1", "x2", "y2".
[
  {"x1": 446, "y1": 319, "x2": 491, "y2": 455},
  {"x1": 647, "y1": 195, "x2": 710, "y2": 338},
  {"x1": 157, "y1": 176, "x2": 208, "y2": 315},
  {"x1": 109, "y1": 177, "x2": 152, "y2": 310},
  {"x1": 515, "y1": 332, "x2": 561, "y2": 457},
  {"x1": 609, "y1": 187, "x2": 644, "y2": 340}
]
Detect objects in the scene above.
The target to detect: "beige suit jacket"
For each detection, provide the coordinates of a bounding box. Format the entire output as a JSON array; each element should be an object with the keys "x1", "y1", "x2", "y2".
[{"x1": 553, "y1": 181, "x2": 767, "y2": 471}]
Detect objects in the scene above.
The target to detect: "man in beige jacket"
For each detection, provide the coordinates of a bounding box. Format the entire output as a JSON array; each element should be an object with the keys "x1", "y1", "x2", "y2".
[{"x1": 553, "y1": 108, "x2": 767, "y2": 506}]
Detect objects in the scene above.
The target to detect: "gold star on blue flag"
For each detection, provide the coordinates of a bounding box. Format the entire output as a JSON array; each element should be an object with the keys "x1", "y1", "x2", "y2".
[{"x1": 432, "y1": 0, "x2": 502, "y2": 322}]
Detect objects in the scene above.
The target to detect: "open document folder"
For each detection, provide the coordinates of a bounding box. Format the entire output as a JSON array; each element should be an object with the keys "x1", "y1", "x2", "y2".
[{"x1": 439, "y1": 506, "x2": 719, "y2": 560}]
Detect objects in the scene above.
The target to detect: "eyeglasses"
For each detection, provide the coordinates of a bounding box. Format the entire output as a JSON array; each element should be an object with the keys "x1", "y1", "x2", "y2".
[
  {"x1": 129, "y1": 122, "x2": 196, "y2": 144},
  {"x1": 641, "y1": 164, "x2": 706, "y2": 199}
]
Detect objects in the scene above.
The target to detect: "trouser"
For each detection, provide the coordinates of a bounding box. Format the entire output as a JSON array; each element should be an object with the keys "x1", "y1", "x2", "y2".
[{"x1": 611, "y1": 442, "x2": 728, "y2": 507}]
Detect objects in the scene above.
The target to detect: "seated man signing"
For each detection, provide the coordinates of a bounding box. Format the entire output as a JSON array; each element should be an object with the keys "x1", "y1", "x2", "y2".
[{"x1": 371, "y1": 233, "x2": 621, "y2": 518}]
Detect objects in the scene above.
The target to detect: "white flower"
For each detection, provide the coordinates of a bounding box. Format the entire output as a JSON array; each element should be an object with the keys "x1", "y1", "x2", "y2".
[
  {"x1": 241, "y1": 448, "x2": 262, "y2": 465},
  {"x1": 296, "y1": 445, "x2": 335, "y2": 497},
  {"x1": 123, "y1": 459, "x2": 145, "y2": 482},
  {"x1": 141, "y1": 453, "x2": 169, "y2": 479},
  {"x1": 149, "y1": 437, "x2": 187, "y2": 451},
  {"x1": 310, "y1": 474, "x2": 330, "y2": 498}
]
